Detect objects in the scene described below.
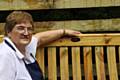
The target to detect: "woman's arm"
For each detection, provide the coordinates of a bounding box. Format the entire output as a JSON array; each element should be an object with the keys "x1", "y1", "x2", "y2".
[{"x1": 33, "y1": 29, "x2": 81, "y2": 46}]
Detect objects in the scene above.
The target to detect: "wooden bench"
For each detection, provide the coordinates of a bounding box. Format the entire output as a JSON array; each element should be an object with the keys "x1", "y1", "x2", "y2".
[{"x1": 0, "y1": 34, "x2": 120, "y2": 80}]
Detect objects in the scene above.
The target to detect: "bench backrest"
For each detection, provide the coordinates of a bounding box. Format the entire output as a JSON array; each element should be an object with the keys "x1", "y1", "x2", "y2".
[{"x1": 0, "y1": 34, "x2": 120, "y2": 80}]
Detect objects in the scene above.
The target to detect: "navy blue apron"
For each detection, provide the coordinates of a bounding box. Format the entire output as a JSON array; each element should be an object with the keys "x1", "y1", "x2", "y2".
[
  {"x1": 5, "y1": 40, "x2": 44, "y2": 80},
  {"x1": 24, "y1": 54, "x2": 44, "y2": 80}
]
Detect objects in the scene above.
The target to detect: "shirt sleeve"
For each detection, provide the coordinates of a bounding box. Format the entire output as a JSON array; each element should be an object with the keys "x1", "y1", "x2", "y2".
[
  {"x1": 26, "y1": 36, "x2": 38, "y2": 57},
  {"x1": 0, "y1": 52, "x2": 16, "y2": 80}
]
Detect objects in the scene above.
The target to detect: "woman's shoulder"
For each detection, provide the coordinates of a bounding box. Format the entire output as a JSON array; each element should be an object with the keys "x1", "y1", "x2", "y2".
[
  {"x1": 0, "y1": 42, "x2": 15, "y2": 58},
  {"x1": 26, "y1": 36, "x2": 38, "y2": 57}
]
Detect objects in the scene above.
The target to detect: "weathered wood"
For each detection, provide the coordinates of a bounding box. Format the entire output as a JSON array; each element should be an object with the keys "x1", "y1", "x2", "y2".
[
  {"x1": 119, "y1": 47, "x2": 120, "y2": 63},
  {"x1": 72, "y1": 47, "x2": 82, "y2": 80},
  {"x1": 86, "y1": 0, "x2": 96, "y2": 7},
  {"x1": 46, "y1": 34, "x2": 120, "y2": 46},
  {"x1": 107, "y1": 47, "x2": 118, "y2": 80},
  {"x1": 0, "y1": 35, "x2": 3, "y2": 42},
  {"x1": 36, "y1": 48, "x2": 45, "y2": 76},
  {"x1": 95, "y1": 0, "x2": 101, "y2": 7},
  {"x1": 48, "y1": 47, "x2": 57, "y2": 80},
  {"x1": 60, "y1": 47, "x2": 69, "y2": 80},
  {"x1": 70, "y1": 0, "x2": 85, "y2": 7},
  {"x1": 101, "y1": 0, "x2": 113, "y2": 6},
  {"x1": 0, "y1": 0, "x2": 120, "y2": 10},
  {"x1": 1, "y1": 19, "x2": 120, "y2": 34},
  {"x1": 114, "y1": 0, "x2": 120, "y2": 6},
  {"x1": 0, "y1": 0, "x2": 50, "y2": 10},
  {"x1": 84, "y1": 47, "x2": 93, "y2": 80},
  {"x1": 95, "y1": 47, "x2": 106, "y2": 80}
]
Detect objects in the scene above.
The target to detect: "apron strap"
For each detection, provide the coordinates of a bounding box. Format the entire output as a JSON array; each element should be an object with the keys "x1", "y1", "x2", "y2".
[
  {"x1": 5, "y1": 40, "x2": 16, "y2": 52},
  {"x1": 23, "y1": 54, "x2": 44, "y2": 80}
]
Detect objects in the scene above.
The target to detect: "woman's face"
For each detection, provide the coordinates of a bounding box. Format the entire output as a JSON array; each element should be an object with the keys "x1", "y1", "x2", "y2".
[{"x1": 8, "y1": 22, "x2": 33, "y2": 47}]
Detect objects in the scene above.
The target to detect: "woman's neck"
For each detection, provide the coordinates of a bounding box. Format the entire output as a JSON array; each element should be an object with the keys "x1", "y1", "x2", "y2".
[{"x1": 15, "y1": 44, "x2": 26, "y2": 55}]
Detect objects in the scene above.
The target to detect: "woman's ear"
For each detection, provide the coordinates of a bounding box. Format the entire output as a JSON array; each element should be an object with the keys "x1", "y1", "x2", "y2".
[{"x1": 7, "y1": 32, "x2": 11, "y2": 38}]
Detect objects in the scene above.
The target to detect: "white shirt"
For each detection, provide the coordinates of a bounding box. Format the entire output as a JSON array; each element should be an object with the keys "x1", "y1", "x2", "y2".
[{"x1": 0, "y1": 36, "x2": 38, "y2": 80}]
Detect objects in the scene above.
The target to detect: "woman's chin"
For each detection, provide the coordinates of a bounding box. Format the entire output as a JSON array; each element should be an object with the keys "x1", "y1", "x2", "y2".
[{"x1": 20, "y1": 40, "x2": 30, "y2": 45}]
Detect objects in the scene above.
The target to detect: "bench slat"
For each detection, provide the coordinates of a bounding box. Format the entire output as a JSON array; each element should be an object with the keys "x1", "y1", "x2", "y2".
[
  {"x1": 36, "y1": 48, "x2": 45, "y2": 76},
  {"x1": 107, "y1": 47, "x2": 118, "y2": 80},
  {"x1": 95, "y1": 47, "x2": 106, "y2": 80},
  {"x1": 118, "y1": 47, "x2": 120, "y2": 63},
  {"x1": 118, "y1": 47, "x2": 120, "y2": 77},
  {"x1": 48, "y1": 47, "x2": 57, "y2": 80},
  {"x1": 60, "y1": 47, "x2": 69, "y2": 80},
  {"x1": 84, "y1": 47, "x2": 93, "y2": 80},
  {"x1": 0, "y1": 35, "x2": 3, "y2": 42},
  {"x1": 72, "y1": 47, "x2": 82, "y2": 80}
]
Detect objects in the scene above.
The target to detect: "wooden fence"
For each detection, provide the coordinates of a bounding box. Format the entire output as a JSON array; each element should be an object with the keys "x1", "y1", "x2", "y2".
[{"x1": 0, "y1": 34, "x2": 120, "y2": 80}]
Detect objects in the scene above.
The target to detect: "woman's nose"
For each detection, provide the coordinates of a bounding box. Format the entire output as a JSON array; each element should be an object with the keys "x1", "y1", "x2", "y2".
[{"x1": 23, "y1": 28, "x2": 29, "y2": 35}]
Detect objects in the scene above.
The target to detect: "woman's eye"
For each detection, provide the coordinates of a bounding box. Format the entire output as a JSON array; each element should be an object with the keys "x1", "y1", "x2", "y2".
[
  {"x1": 17, "y1": 27, "x2": 24, "y2": 30},
  {"x1": 16, "y1": 26, "x2": 33, "y2": 33},
  {"x1": 28, "y1": 28, "x2": 33, "y2": 31}
]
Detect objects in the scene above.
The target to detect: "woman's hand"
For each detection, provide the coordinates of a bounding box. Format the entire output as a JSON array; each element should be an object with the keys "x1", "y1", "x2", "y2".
[{"x1": 63, "y1": 29, "x2": 81, "y2": 37}]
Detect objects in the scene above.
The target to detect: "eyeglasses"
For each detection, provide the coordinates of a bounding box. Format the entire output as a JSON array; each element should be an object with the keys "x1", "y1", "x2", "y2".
[{"x1": 15, "y1": 26, "x2": 33, "y2": 34}]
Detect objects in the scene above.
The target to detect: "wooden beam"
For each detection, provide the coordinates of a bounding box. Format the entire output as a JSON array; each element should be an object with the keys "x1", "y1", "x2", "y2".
[
  {"x1": 46, "y1": 33, "x2": 120, "y2": 46},
  {"x1": 1, "y1": 6, "x2": 120, "y2": 22}
]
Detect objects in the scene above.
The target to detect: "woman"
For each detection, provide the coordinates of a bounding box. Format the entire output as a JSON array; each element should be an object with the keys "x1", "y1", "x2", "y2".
[{"x1": 0, "y1": 11, "x2": 81, "y2": 80}]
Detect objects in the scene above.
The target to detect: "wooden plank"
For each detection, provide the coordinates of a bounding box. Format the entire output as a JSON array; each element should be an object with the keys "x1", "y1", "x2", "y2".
[
  {"x1": 64, "y1": 0, "x2": 71, "y2": 8},
  {"x1": 84, "y1": 47, "x2": 93, "y2": 80},
  {"x1": 55, "y1": 0, "x2": 65, "y2": 8},
  {"x1": 48, "y1": 47, "x2": 57, "y2": 80},
  {"x1": 65, "y1": 21, "x2": 72, "y2": 28},
  {"x1": 101, "y1": 19, "x2": 112, "y2": 32},
  {"x1": 86, "y1": 0, "x2": 96, "y2": 7},
  {"x1": 114, "y1": 0, "x2": 120, "y2": 6},
  {"x1": 36, "y1": 47, "x2": 45, "y2": 77},
  {"x1": 60, "y1": 47, "x2": 69, "y2": 80},
  {"x1": 37, "y1": 19, "x2": 120, "y2": 33},
  {"x1": 47, "y1": 0, "x2": 54, "y2": 7},
  {"x1": 107, "y1": 47, "x2": 118, "y2": 80},
  {"x1": 95, "y1": 47, "x2": 106, "y2": 80},
  {"x1": 72, "y1": 47, "x2": 82, "y2": 80},
  {"x1": 55, "y1": 0, "x2": 87, "y2": 8},
  {"x1": 119, "y1": 47, "x2": 120, "y2": 76},
  {"x1": 46, "y1": 34, "x2": 120, "y2": 46},
  {"x1": 0, "y1": 0, "x2": 50, "y2": 10},
  {"x1": 70, "y1": 0, "x2": 85, "y2": 8},
  {"x1": 95, "y1": 0, "x2": 101, "y2": 7},
  {"x1": 101, "y1": 0, "x2": 113, "y2": 6},
  {"x1": 119, "y1": 47, "x2": 120, "y2": 63},
  {"x1": 0, "y1": 35, "x2": 3, "y2": 42}
]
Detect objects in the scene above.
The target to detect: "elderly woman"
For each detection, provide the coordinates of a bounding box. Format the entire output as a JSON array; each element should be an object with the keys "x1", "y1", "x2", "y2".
[{"x1": 0, "y1": 11, "x2": 81, "y2": 80}]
